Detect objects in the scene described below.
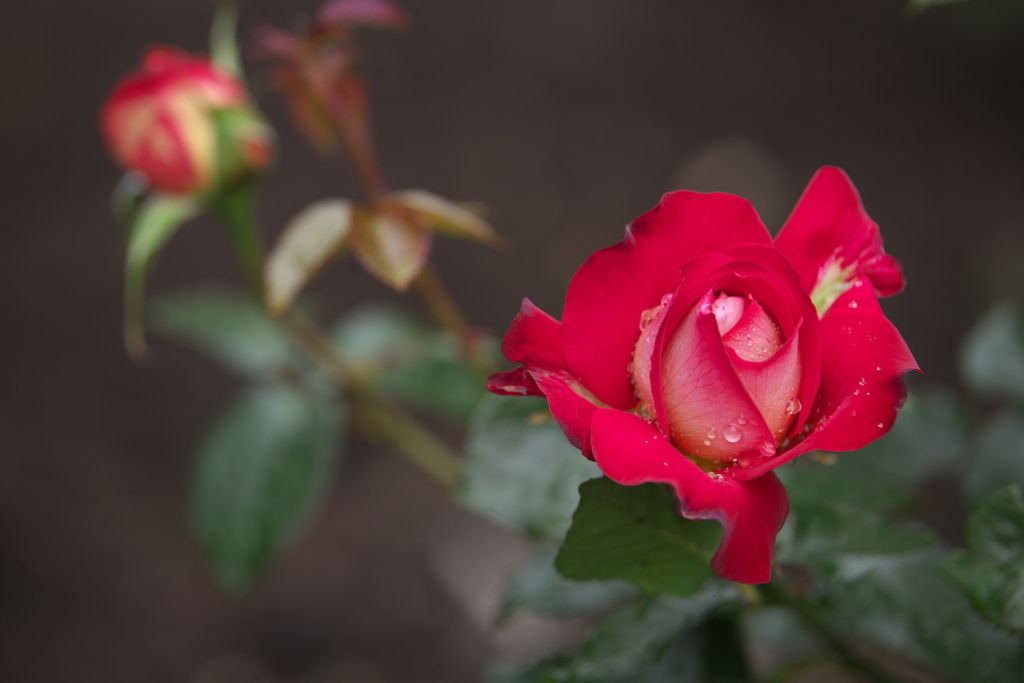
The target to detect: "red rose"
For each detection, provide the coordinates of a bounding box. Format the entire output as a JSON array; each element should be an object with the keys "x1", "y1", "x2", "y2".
[
  {"x1": 488, "y1": 167, "x2": 917, "y2": 584},
  {"x1": 101, "y1": 47, "x2": 271, "y2": 195}
]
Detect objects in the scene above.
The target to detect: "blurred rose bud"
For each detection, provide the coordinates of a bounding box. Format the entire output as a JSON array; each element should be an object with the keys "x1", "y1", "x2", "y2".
[{"x1": 102, "y1": 47, "x2": 272, "y2": 195}]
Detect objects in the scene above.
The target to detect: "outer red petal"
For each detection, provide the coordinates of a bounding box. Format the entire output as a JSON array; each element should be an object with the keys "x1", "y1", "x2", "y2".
[
  {"x1": 487, "y1": 298, "x2": 567, "y2": 397},
  {"x1": 590, "y1": 408, "x2": 788, "y2": 584},
  {"x1": 500, "y1": 298, "x2": 567, "y2": 371},
  {"x1": 562, "y1": 192, "x2": 772, "y2": 409},
  {"x1": 731, "y1": 279, "x2": 918, "y2": 480},
  {"x1": 774, "y1": 167, "x2": 904, "y2": 299},
  {"x1": 531, "y1": 369, "x2": 600, "y2": 460}
]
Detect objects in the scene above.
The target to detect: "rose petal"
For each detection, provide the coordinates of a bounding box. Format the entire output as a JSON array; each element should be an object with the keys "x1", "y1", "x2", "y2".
[
  {"x1": 486, "y1": 367, "x2": 542, "y2": 397},
  {"x1": 531, "y1": 369, "x2": 600, "y2": 459},
  {"x1": 563, "y1": 192, "x2": 772, "y2": 409},
  {"x1": 590, "y1": 408, "x2": 788, "y2": 584},
  {"x1": 656, "y1": 290, "x2": 775, "y2": 462},
  {"x1": 732, "y1": 278, "x2": 919, "y2": 480},
  {"x1": 774, "y1": 167, "x2": 905, "y2": 301},
  {"x1": 501, "y1": 298, "x2": 567, "y2": 371}
]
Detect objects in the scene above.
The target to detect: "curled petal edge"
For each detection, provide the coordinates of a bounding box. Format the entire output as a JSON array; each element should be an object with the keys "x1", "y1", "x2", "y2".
[{"x1": 590, "y1": 408, "x2": 788, "y2": 584}]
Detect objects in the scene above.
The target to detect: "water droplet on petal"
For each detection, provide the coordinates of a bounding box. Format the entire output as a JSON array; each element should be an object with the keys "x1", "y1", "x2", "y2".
[
  {"x1": 736, "y1": 415, "x2": 747, "y2": 425},
  {"x1": 786, "y1": 399, "x2": 802, "y2": 414},
  {"x1": 759, "y1": 441, "x2": 777, "y2": 456},
  {"x1": 661, "y1": 293, "x2": 674, "y2": 306},
  {"x1": 848, "y1": 300, "x2": 858, "y2": 308},
  {"x1": 875, "y1": 366, "x2": 881, "y2": 372},
  {"x1": 851, "y1": 410, "x2": 857, "y2": 417},
  {"x1": 703, "y1": 439, "x2": 711, "y2": 446},
  {"x1": 853, "y1": 389, "x2": 860, "y2": 396},
  {"x1": 722, "y1": 424, "x2": 742, "y2": 443},
  {"x1": 877, "y1": 422, "x2": 885, "y2": 428},
  {"x1": 858, "y1": 378, "x2": 867, "y2": 386},
  {"x1": 706, "y1": 428, "x2": 717, "y2": 439}
]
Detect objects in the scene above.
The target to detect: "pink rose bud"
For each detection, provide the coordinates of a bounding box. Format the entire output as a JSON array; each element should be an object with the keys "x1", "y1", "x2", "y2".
[
  {"x1": 101, "y1": 47, "x2": 272, "y2": 195},
  {"x1": 487, "y1": 167, "x2": 917, "y2": 584}
]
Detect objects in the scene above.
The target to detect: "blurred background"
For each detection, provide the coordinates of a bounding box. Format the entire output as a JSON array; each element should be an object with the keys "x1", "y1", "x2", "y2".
[{"x1": 1, "y1": 0, "x2": 1022, "y2": 680}]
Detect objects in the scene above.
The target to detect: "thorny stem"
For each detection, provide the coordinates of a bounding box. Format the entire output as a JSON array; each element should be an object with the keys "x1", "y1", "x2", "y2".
[{"x1": 758, "y1": 582, "x2": 905, "y2": 683}]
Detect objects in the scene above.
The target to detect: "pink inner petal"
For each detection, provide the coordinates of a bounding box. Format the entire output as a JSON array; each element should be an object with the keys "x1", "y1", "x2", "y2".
[{"x1": 720, "y1": 298, "x2": 784, "y2": 363}]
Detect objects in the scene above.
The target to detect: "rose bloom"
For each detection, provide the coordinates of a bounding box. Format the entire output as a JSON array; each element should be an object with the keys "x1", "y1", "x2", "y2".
[
  {"x1": 102, "y1": 47, "x2": 271, "y2": 195},
  {"x1": 488, "y1": 167, "x2": 917, "y2": 584}
]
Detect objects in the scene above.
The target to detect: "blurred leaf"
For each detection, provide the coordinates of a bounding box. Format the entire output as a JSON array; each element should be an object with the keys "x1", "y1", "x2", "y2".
[
  {"x1": 210, "y1": 0, "x2": 242, "y2": 77},
  {"x1": 123, "y1": 194, "x2": 202, "y2": 360},
  {"x1": 967, "y1": 409, "x2": 1024, "y2": 506},
  {"x1": 192, "y1": 385, "x2": 344, "y2": 595},
  {"x1": 265, "y1": 200, "x2": 353, "y2": 316},
  {"x1": 351, "y1": 206, "x2": 432, "y2": 291},
  {"x1": 742, "y1": 606, "x2": 824, "y2": 673},
  {"x1": 151, "y1": 287, "x2": 294, "y2": 378},
  {"x1": 331, "y1": 304, "x2": 429, "y2": 366},
  {"x1": 781, "y1": 499, "x2": 935, "y2": 576},
  {"x1": 550, "y1": 586, "x2": 739, "y2": 682},
  {"x1": 459, "y1": 395, "x2": 601, "y2": 539},
  {"x1": 782, "y1": 391, "x2": 968, "y2": 511},
  {"x1": 821, "y1": 549, "x2": 1022, "y2": 682},
  {"x1": 383, "y1": 189, "x2": 505, "y2": 247},
  {"x1": 944, "y1": 486, "x2": 1024, "y2": 634},
  {"x1": 502, "y1": 545, "x2": 637, "y2": 620},
  {"x1": 556, "y1": 478, "x2": 720, "y2": 597},
  {"x1": 380, "y1": 355, "x2": 484, "y2": 422},
  {"x1": 961, "y1": 304, "x2": 1024, "y2": 405},
  {"x1": 110, "y1": 172, "x2": 147, "y2": 228}
]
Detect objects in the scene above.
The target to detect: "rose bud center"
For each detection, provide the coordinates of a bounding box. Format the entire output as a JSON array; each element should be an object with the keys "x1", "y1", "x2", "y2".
[{"x1": 631, "y1": 290, "x2": 801, "y2": 466}]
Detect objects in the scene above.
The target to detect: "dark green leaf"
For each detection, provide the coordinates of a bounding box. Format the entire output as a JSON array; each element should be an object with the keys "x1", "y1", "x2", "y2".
[
  {"x1": 151, "y1": 287, "x2": 294, "y2": 378},
  {"x1": 961, "y1": 304, "x2": 1024, "y2": 405},
  {"x1": 123, "y1": 194, "x2": 202, "y2": 360},
  {"x1": 191, "y1": 385, "x2": 344, "y2": 595},
  {"x1": 944, "y1": 486, "x2": 1024, "y2": 634},
  {"x1": 459, "y1": 395, "x2": 601, "y2": 539},
  {"x1": 550, "y1": 586, "x2": 739, "y2": 682},
  {"x1": 209, "y1": 181, "x2": 264, "y2": 291},
  {"x1": 782, "y1": 391, "x2": 967, "y2": 511},
  {"x1": 781, "y1": 499, "x2": 935, "y2": 576},
  {"x1": 821, "y1": 549, "x2": 1022, "y2": 682},
  {"x1": 741, "y1": 606, "x2": 825, "y2": 673},
  {"x1": 966, "y1": 409, "x2": 1024, "y2": 506},
  {"x1": 502, "y1": 545, "x2": 637, "y2": 620},
  {"x1": 556, "y1": 478, "x2": 720, "y2": 597}
]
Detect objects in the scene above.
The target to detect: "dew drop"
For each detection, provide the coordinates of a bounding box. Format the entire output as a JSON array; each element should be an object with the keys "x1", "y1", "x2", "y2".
[
  {"x1": 850, "y1": 410, "x2": 857, "y2": 417},
  {"x1": 661, "y1": 293, "x2": 674, "y2": 306},
  {"x1": 858, "y1": 377, "x2": 867, "y2": 386},
  {"x1": 853, "y1": 389, "x2": 860, "y2": 396},
  {"x1": 875, "y1": 366, "x2": 881, "y2": 372},
  {"x1": 877, "y1": 422, "x2": 885, "y2": 428},
  {"x1": 703, "y1": 439, "x2": 711, "y2": 446},
  {"x1": 722, "y1": 424, "x2": 742, "y2": 443},
  {"x1": 759, "y1": 441, "x2": 777, "y2": 456},
  {"x1": 737, "y1": 415, "x2": 747, "y2": 425},
  {"x1": 706, "y1": 428, "x2": 717, "y2": 439},
  {"x1": 746, "y1": 339, "x2": 753, "y2": 347},
  {"x1": 786, "y1": 399, "x2": 802, "y2": 414},
  {"x1": 848, "y1": 300, "x2": 858, "y2": 309}
]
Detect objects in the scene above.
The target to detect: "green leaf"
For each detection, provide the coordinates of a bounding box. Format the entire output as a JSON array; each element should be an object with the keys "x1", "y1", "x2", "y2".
[
  {"x1": 550, "y1": 586, "x2": 739, "y2": 682},
  {"x1": 966, "y1": 409, "x2": 1024, "y2": 506},
  {"x1": 556, "y1": 478, "x2": 720, "y2": 597},
  {"x1": 124, "y1": 194, "x2": 202, "y2": 360},
  {"x1": 459, "y1": 395, "x2": 601, "y2": 539},
  {"x1": 781, "y1": 499, "x2": 935, "y2": 576},
  {"x1": 191, "y1": 385, "x2": 344, "y2": 595},
  {"x1": 380, "y1": 355, "x2": 484, "y2": 422},
  {"x1": 209, "y1": 180, "x2": 265, "y2": 292},
  {"x1": 821, "y1": 549, "x2": 1023, "y2": 683},
  {"x1": 209, "y1": 0, "x2": 242, "y2": 78},
  {"x1": 383, "y1": 189, "x2": 505, "y2": 247},
  {"x1": 501, "y1": 545, "x2": 637, "y2": 620},
  {"x1": 110, "y1": 171, "x2": 147, "y2": 229},
  {"x1": 961, "y1": 304, "x2": 1024, "y2": 405},
  {"x1": 265, "y1": 200, "x2": 353, "y2": 316},
  {"x1": 351, "y1": 206, "x2": 432, "y2": 291},
  {"x1": 150, "y1": 287, "x2": 294, "y2": 378},
  {"x1": 330, "y1": 304, "x2": 429, "y2": 367},
  {"x1": 944, "y1": 486, "x2": 1024, "y2": 634},
  {"x1": 782, "y1": 391, "x2": 968, "y2": 511}
]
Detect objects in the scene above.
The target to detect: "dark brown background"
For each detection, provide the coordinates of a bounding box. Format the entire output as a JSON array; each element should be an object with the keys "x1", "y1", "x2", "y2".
[{"x1": 1, "y1": 0, "x2": 1022, "y2": 681}]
